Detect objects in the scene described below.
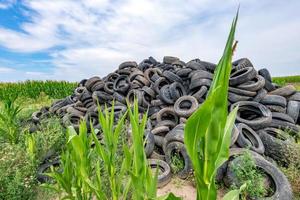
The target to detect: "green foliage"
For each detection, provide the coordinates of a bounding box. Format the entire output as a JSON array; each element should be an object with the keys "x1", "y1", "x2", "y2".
[
  {"x1": 272, "y1": 75, "x2": 300, "y2": 86},
  {"x1": 230, "y1": 152, "x2": 267, "y2": 199},
  {"x1": 0, "y1": 97, "x2": 22, "y2": 144},
  {"x1": 184, "y1": 11, "x2": 239, "y2": 200},
  {"x1": 223, "y1": 183, "x2": 246, "y2": 200},
  {"x1": 126, "y1": 100, "x2": 158, "y2": 199},
  {"x1": 25, "y1": 133, "x2": 37, "y2": 164},
  {"x1": 0, "y1": 143, "x2": 36, "y2": 200},
  {"x1": 281, "y1": 164, "x2": 300, "y2": 198},
  {"x1": 0, "y1": 80, "x2": 76, "y2": 101},
  {"x1": 170, "y1": 151, "x2": 185, "y2": 174},
  {"x1": 90, "y1": 102, "x2": 128, "y2": 200}
]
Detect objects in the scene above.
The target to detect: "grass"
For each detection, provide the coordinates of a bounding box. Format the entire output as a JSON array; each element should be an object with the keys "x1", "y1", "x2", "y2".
[{"x1": 273, "y1": 75, "x2": 300, "y2": 90}]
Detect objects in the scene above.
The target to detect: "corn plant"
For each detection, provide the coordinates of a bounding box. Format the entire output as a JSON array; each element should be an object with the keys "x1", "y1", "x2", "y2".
[
  {"x1": 0, "y1": 97, "x2": 22, "y2": 144},
  {"x1": 125, "y1": 100, "x2": 181, "y2": 200},
  {"x1": 25, "y1": 133, "x2": 37, "y2": 164},
  {"x1": 124, "y1": 100, "x2": 158, "y2": 199},
  {"x1": 184, "y1": 11, "x2": 240, "y2": 200},
  {"x1": 46, "y1": 122, "x2": 95, "y2": 200},
  {"x1": 90, "y1": 102, "x2": 128, "y2": 200}
]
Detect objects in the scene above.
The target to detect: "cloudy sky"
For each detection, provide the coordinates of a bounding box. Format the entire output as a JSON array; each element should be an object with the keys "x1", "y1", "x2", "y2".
[{"x1": 0, "y1": 0, "x2": 299, "y2": 82}]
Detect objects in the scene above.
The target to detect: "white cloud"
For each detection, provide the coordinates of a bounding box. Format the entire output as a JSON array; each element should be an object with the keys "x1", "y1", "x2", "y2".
[
  {"x1": 0, "y1": 0, "x2": 299, "y2": 81},
  {"x1": 0, "y1": 67, "x2": 15, "y2": 73},
  {"x1": 0, "y1": 0, "x2": 15, "y2": 9}
]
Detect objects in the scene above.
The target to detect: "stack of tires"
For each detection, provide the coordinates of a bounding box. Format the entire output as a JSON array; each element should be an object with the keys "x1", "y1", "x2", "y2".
[{"x1": 33, "y1": 56, "x2": 299, "y2": 199}]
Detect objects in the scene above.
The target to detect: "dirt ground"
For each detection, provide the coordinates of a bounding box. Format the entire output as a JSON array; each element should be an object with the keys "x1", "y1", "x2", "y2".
[{"x1": 157, "y1": 178, "x2": 226, "y2": 199}]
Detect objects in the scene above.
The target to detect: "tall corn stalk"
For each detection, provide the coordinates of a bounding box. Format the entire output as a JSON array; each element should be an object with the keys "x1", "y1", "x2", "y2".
[{"x1": 184, "y1": 11, "x2": 239, "y2": 200}]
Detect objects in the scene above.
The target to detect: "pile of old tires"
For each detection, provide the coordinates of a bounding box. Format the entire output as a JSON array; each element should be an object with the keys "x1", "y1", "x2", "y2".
[{"x1": 33, "y1": 56, "x2": 299, "y2": 199}]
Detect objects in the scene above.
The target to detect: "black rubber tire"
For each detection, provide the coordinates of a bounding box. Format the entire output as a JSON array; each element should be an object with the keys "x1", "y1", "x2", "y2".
[
  {"x1": 156, "y1": 107, "x2": 179, "y2": 124},
  {"x1": 229, "y1": 87, "x2": 257, "y2": 97},
  {"x1": 232, "y1": 58, "x2": 253, "y2": 70},
  {"x1": 266, "y1": 105, "x2": 286, "y2": 113},
  {"x1": 269, "y1": 119, "x2": 300, "y2": 134},
  {"x1": 189, "y1": 78, "x2": 212, "y2": 90},
  {"x1": 253, "y1": 89, "x2": 268, "y2": 102},
  {"x1": 228, "y1": 92, "x2": 252, "y2": 103},
  {"x1": 163, "y1": 56, "x2": 179, "y2": 64},
  {"x1": 287, "y1": 100, "x2": 300, "y2": 122},
  {"x1": 85, "y1": 76, "x2": 102, "y2": 91},
  {"x1": 156, "y1": 120, "x2": 177, "y2": 129},
  {"x1": 118, "y1": 61, "x2": 138, "y2": 69},
  {"x1": 186, "y1": 60, "x2": 206, "y2": 70},
  {"x1": 264, "y1": 79, "x2": 276, "y2": 92},
  {"x1": 225, "y1": 153, "x2": 293, "y2": 200},
  {"x1": 163, "y1": 124, "x2": 185, "y2": 152},
  {"x1": 159, "y1": 85, "x2": 175, "y2": 104},
  {"x1": 231, "y1": 101, "x2": 272, "y2": 130},
  {"x1": 260, "y1": 94, "x2": 287, "y2": 107},
  {"x1": 169, "y1": 82, "x2": 186, "y2": 99},
  {"x1": 288, "y1": 92, "x2": 300, "y2": 101},
  {"x1": 113, "y1": 75, "x2": 130, "y2": 94},
  {"x1": 148, "y1": 159, "x2": 172, "y2": 188},
  {"x1": 258, "y1": 68, "x2": 272, "y2": 82},
  {"x1": 144, "y1": 130, "x2": 155, "y2": 158},
  {"x1": 104, "y1": 82, "x2": 114, "y2": 94},
  {"x1": 229, "y1": 67, "x2": 257, "y2": 86},
  {"x1": 231, "y1": 124, "x2": 239, "y2": 147},
  {"x1": 163, "y1": 70, "x2": 183, "y2": 83},
  {"x1": 37, "y1": 159, "x2": 60, "y2": 183},
  {"x1": 269, "y1": 85, "x2": 297, "y2": 97},
  {"x1": 153, "y1": 77, "x2": 169, "y2": 94},
  {"x1": 174, "y1": 96, "x2": 199, "y2": 117},
  {"x1": 258, "y1": 128, "x2": 297, "y2": 166},
  {"x1": 236, "y1": 75, "x2": 265, "y2": 92},
  {"x1": 189, "y1": 69, "x2": 213, "y2": 80},
  {"x1": 189, "y1": 86, "x2": 207, "y2": 102},
  {"x1": 165, "y1": 141, "x2": 192, "y2": 179},
  {"x1": 154, "y1": 135, "x2": 164, "y2": 147},
  {"x1": 151, "y1": 125, "x2": 170, "y2": 136},
  {"x1": 236, "y1": 123, "x2": 265, "y2": 154},
  {"x1": 271, "y1": 112, "x2": 295, "y2": 124}
]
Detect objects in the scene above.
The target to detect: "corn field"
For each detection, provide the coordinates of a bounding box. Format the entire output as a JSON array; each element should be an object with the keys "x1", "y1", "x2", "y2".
[{"x1": 0, "y1": 80, "x2": 77, "y2": 101}]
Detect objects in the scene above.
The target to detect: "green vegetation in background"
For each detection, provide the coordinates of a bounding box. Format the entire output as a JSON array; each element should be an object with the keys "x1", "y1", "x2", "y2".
[
  {"x1": 0, "y1": 80, "x2": 77, "y2": 101},
  {"x1": 272, "y1": 75, "x2": 300, "y2": 85},
  {"x1": 273, "y1": 75, "x2": 300, "y2": 90}
]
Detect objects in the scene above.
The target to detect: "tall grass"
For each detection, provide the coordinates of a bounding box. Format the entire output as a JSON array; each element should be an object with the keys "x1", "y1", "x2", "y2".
[{"x1": 0, "y1": 80, "x2": 77, "y2": 101}]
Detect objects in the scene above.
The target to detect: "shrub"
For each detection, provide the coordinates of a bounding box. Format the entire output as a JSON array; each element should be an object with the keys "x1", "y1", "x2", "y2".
[{"x1": 0, "y1": 143, "x2": 36, "y2": 200}]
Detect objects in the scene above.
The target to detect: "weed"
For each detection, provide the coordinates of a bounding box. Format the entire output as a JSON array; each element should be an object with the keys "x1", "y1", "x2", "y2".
[
  {"x1": 230, "y1": 152, "x2": 267, "y2": 199},
  {"x1": 170, "y1": 151, "x2": 185, "y2": 174},
  {"x1": 0, "y1": 143, "x2": 36, "y2": 200}
]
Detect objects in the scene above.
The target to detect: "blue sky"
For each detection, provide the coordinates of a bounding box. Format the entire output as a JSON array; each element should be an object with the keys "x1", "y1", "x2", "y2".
[{"x1": 0, "y1": 0, "x2": 299, "y2": 82}]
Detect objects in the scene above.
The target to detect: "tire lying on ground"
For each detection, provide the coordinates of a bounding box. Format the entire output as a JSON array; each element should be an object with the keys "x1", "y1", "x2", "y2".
[
  {"x1": 258, "y1": 128, "x2": 300, "y2": 166},
  {"x1": 37, "y1": 157, "x2": 61, "y2": 183},
  {"x1": 224, "y1": 153, "x2": 293, "y2": 200},
  {"x1": 148, "y1": 159, "x2": 172, "y2": 188},
  {"x1": 164, "y1": 141, "x2": 192, "y2": 179}
]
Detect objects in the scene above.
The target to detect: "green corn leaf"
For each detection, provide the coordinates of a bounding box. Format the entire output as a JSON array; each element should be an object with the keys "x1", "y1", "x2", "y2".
[
  {"x1": 184, "y1": 9, "x2": 239, "y2": 200},
  {"x1": 157, "y1": 193, "x2": 182, "y2": 200},
  {"x1": 223, "y1": 183, "x2": 246, "y2": 200}
]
